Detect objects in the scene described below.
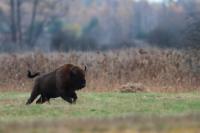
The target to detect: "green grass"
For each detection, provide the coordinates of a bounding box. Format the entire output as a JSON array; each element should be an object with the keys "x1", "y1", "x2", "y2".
[
  {"x1": 1, "y1": 92, "x2": 200, "y2": 132},
  {"x1": 0, "y1": 92, "x2": 200, "y2": 121}
]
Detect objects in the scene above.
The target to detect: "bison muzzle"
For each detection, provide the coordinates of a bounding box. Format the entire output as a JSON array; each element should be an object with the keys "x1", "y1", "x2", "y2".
[{"x1": 26, "y1": 64, "x2": 86, "y2": 105}]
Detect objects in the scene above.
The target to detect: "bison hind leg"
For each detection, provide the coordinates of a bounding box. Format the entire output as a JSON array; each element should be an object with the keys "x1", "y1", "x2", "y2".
[{"x1": 26, "y1": 89, "x2": 40, "y2": 105}]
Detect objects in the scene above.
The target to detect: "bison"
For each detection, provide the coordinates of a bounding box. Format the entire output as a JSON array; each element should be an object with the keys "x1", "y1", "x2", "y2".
[{"x1": 26, "y1": 64, "x2": 86, "y2": 105}]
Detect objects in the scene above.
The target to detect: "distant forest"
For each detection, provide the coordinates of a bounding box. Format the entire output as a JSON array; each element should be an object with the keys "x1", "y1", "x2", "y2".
[{"x1": 0, "y1": 0, "x2": 200, "y2": 52}]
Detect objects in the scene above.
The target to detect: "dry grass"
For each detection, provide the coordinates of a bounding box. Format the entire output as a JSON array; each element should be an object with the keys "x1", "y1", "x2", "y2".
[{"x1": 0, "y1": 48, "x2": 199, "y2": 92}]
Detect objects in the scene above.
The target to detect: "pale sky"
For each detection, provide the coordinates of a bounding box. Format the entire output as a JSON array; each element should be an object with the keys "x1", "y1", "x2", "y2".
[
  {"x1": 148, "y1": 0, "x2": 163, "y2": 2},
  {"x1": 145, "y1": 0, "x2": 163, "y2": 3}
]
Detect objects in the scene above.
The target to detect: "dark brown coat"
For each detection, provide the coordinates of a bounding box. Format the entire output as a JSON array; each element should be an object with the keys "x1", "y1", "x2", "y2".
[{"x1": 26, "y1": 64, "x2": 86, "y2": 105}]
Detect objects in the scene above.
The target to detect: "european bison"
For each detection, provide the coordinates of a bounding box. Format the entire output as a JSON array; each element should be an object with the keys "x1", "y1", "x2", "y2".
[{"x1": 26, "y1": 64, "x2": 86, "y2": 105}]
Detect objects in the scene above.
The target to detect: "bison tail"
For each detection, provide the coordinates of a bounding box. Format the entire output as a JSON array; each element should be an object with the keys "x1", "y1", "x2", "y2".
[{"x1": 27, "y1": 70, "x2": 40, "y2": 78}]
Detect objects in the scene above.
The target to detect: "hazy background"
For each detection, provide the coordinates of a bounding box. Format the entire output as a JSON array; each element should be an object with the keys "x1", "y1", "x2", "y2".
[{"x1": 0, "y1": 0, "x2": 199, "y2": 52}]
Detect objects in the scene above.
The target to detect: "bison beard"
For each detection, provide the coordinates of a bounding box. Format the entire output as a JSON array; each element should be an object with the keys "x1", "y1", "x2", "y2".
[{"x1": 26, "y1": 64, "x2": 86, "y2": 105}]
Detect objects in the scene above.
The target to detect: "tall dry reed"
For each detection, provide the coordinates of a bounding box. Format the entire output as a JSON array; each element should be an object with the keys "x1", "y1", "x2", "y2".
[{"x1": 0, "y1": 48, "x2": 199, "y2": 92}]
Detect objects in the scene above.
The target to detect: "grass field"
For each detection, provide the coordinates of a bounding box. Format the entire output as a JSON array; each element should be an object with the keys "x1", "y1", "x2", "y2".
[{"x1": 0, "y1": 92, "x2": 200, "y2": 132}]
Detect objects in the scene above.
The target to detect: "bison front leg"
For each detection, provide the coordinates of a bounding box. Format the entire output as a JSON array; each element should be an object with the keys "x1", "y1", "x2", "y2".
[
  {"x1": 61, "y1": 95, "x2": 73, "y2": 104},
  {"x1": 71, "y1": 91, "x2": 77, "y2": 104}
]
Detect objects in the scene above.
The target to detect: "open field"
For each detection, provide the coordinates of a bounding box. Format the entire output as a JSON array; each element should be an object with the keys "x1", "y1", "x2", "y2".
[
  {"x1": 0, "y1": 48, "x2": 200, "y2": 132},
  {"x1": 0, "y1": 92, "x2": 200, "y2": 132}
]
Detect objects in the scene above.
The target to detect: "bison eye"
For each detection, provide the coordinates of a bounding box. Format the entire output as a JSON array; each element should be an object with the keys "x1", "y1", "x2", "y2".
[
  {"x1": 82, "y1": 79, "x2": 86, "y2": 84},
  {"x1": 70, "y1": 70, "x2": 76, "y2": 78}
]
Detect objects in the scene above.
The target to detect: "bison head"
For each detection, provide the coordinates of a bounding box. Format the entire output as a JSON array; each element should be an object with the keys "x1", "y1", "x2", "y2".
[{"x1": 70, "y1": 66, "x2": 87, "y2": 90}]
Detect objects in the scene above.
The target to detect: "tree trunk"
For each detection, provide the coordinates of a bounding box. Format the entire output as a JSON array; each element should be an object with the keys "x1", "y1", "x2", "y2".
[
  {"x1": 10, "y1": 0, "x2": 17, "y2": 43},
  {"x1": 28, "y1": 0, "x2": 39, "y2": 48},
  {"x1": 16, "y1": 0, "x2": 22, "y2": 46}
]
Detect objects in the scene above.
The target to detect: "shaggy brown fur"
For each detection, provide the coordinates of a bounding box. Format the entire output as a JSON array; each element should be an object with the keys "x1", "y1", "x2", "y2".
[{"x1": 26, "y1": 64, "x2": 86, "y2": 105}]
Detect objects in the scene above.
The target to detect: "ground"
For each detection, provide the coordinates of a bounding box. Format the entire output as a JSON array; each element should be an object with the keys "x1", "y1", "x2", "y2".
[{"x1": 0, "y1": 92, "x2": 200, "y2": 133}]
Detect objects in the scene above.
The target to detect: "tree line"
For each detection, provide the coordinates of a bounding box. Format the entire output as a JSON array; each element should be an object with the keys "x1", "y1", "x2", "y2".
[{"x1": 0, "y1": 0, "x2": 199, "y2": 52}]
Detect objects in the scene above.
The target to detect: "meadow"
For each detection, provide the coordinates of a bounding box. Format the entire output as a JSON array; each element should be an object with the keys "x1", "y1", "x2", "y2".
[
  {"x1": 0, "y1": 92, "x2": 200, "y2": 133},
  {"x1": 0, "y1": 48, "x2": 200, "y2": 132}
]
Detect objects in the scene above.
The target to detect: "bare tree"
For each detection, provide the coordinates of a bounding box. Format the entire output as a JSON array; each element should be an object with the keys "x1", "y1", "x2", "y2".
[
  {"x1": 28, "y1": 0, "x2": 39, "y2": 48},
  {"x1": 183, "y1": 12, "x2": 200, "y2": 49},
  {"x1": 16, "y1": 0, "x2": 22, "y2": 45},
  {"x1": 10, "y1": 0, "x2": 17, "y2": 43}
]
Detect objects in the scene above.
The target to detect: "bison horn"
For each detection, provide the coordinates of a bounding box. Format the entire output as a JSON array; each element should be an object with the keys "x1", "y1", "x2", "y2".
[{"x1": 84, "y1": 66, "x2": 87, "y2": 72}]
